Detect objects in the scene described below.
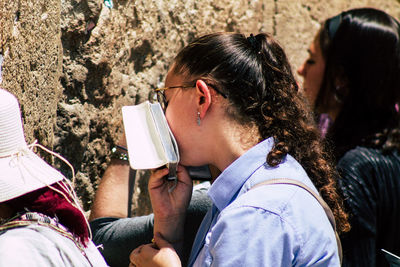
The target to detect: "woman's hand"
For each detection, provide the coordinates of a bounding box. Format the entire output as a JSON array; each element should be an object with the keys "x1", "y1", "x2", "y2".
[
  {"x1": 129, "y1": 233, "x2": 181, "y2": 267},
  {"x1": 149, "y1": 165, "x2": 192, "y2": 245}
]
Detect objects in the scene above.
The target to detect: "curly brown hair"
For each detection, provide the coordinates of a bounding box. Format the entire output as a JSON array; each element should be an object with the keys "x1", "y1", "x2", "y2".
[{"x1": 172, "y1": 32, "x2": 350, "y2": 233}]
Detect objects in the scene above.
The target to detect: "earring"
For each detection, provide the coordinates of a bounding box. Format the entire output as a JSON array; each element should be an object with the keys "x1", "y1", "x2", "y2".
[
  {"x1": 197, "y1": 112, "x2": 201, "y2": 126},
  {"x1": 334, "y1": 85, "x2": 344, "y2": 103}
]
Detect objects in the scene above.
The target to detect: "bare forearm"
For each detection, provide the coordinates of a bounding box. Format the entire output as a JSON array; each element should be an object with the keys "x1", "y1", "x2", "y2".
[
  {"x1": 154, "y1": 215, "x2": 186, "y2": 256},
  {"x1": 154, "y1": 214, "x2": 186, "y2": 242},
  {"x1": 89, "y1": 159, "x2": 130, "y2": 220}
]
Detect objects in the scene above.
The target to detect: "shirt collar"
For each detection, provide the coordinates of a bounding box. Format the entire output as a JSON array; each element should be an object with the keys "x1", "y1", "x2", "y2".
[{"x1": 207, "y1": 137, "x2": 275, "y2": 211}]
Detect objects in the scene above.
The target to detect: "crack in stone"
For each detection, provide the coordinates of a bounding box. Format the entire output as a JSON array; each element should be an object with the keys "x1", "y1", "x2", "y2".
[{"x1": 273, "y1": 0, "x2": 278, "y2": 36}]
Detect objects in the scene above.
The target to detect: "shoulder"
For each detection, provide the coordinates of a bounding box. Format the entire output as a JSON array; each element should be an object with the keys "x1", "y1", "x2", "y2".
[
  {"x1": 0, "y1": 227, "x2": 58, "y2": 265},
  {"x1": 228, "y1": 180, "x2": 327, "y2": 221},
  {"x1": 338, "y1": 146, "x2": 400, "y2": 182},
  {"x1": 338, "y1": 146, "x2": 400, "y2": 211},
  {"x1": 338, "y1": 146, "x2": 399, "y2": 169},
  {"x1": 211, "y1": 183, "x2": 339, "y2": 265},
  {"x1": 0, "y1": 225, "x2": 51, "y2": 246},
  {"x1": 225, "y1": 183, "x2": 335, "y2": 244},
  {"x1": 338, "y1": 146, "x2": 374, "y2": 162},
  {"x1": 0, "y1": 224, "x2": 107, "y2": 267}
]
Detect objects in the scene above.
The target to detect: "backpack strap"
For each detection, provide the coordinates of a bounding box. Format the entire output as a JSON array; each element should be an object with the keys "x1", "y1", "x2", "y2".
[{"x1": 250, "y1": 178, "x2": 343, "y2": 265}]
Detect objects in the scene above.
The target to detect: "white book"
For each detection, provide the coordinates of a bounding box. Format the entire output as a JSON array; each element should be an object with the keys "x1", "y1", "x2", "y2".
[{"x1": 122, "y1": 101, "x2": 179, "y2": 180}]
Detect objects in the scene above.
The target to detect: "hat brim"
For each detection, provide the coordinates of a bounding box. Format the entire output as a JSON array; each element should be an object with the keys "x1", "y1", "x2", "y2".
[{"x1": 0, "y1": 149, "x2": 65, "y2": 202}]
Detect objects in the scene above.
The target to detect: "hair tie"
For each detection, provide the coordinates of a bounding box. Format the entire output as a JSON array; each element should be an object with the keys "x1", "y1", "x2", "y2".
[
  {"x1": 327, "y1": 13, "x2": 343, "y2": 40},
  {"x1": 247, "y1": 34, "x2": 261, "y2": 54}
]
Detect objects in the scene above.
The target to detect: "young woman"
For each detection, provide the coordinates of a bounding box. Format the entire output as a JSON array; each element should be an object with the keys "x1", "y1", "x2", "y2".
[
  {"x1": 297, "y1": 8, "x2": 400, "y2": 266},
  {"x1": 129, "y1": 32, "x2": 349, "y2": 266}
]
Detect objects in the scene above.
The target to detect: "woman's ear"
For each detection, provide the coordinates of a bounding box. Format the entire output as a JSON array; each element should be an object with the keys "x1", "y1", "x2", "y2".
[
  {"x1": 334, "y1": 75, "x2": 349, "y2": 103},
  {"x1": 195, "y1": 80, "x2": 212, "y2": 119}
]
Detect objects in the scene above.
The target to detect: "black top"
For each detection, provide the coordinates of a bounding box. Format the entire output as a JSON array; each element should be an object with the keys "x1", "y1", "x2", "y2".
[{"x1": 338, "y1": 146, "x2": 400, "y2": 267}]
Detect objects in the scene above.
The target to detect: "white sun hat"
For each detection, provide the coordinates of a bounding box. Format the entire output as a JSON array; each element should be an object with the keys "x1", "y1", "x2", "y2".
[{"x1": 0, "y1": 88, "x2": 65, "y2": 202}]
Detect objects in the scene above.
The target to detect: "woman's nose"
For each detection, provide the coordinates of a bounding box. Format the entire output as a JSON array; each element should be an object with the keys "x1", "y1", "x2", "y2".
[{"x1": 297, "y1": 62, "x2": 305, "y2": 76}]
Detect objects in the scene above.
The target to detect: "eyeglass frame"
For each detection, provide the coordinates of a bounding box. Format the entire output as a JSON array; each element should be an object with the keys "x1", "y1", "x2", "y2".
[{"x1": 153, "y1": 81, "x2": 227, "y2": 112}]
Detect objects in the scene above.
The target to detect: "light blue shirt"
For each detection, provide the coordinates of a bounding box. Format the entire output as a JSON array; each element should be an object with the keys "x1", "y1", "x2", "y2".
[{"x1": 188, "y1": 138, "x2": 340, "y2": 266}]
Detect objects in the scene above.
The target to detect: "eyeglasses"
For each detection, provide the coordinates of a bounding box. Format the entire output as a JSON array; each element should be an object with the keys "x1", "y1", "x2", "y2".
[
  {"x1": 151, "y1": 82, "x2": 227, "y2": 112},
  {"x1": 152, "y1": 84, "x2": 195, "y2": 112}
]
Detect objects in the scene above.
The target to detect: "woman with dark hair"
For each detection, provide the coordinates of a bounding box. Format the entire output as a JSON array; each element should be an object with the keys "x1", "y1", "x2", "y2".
[
  {"x1": 129, "y1": 32, "x2": 349, "y2": 267},
  {"x1": 298, "y1": 7, "x2": 400, "y2": 267}
]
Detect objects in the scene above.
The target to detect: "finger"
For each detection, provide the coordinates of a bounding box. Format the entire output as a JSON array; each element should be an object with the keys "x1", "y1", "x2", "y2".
[
  {"x1": 154, "y1": 232, "x2": 175, "y2": 249},
  {"x1": 129, "y1": 251, "x2": 137, "y2": 267},
  {"x1": 150, "y1": 168, "x2": 169, "y2": 180},
  {"x1": 149, "y1": 168, "x2": 170, "y2": 188},
  {"x1": 176, "y1": 164, "x2": 187, "y2": 174},
  {"x1": 176, "y1": 165, "x2": 192, "y2": 184},
  {"x1": 129, "y1": 245, "x2": 142, "y2": 263},
  {"x1": 137, "y1": 245, "x2": 143, "y2": 254},
  {"x1": 129, "y1": 245, "x2": 147, "y2": 266},
  {"x1": 139, "y1": 243, "x2": 161, "y2": 257}
]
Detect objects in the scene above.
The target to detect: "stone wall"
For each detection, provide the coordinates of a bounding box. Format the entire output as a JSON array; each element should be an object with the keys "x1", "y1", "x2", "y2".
[
  {"x1": 0, "y1": 0, "x2": 62, "y2": 149},
  {"x1": 1, "y1": 0, "x2": 400, "y2": 214}
]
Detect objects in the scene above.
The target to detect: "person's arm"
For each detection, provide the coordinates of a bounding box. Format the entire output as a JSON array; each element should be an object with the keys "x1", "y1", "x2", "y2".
[
  {"x1": 149, "y1": 166, "x2": 193, "y2": 255},
  {"x1": 89, "y1": 182, "x2": 211, "y2": 267},
  {"x1": 128, "y1": 164, "x2": 195, "y2": 267},
  {"x1": 89, "y1": 135, "x2": 130, "y2": 220}
]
